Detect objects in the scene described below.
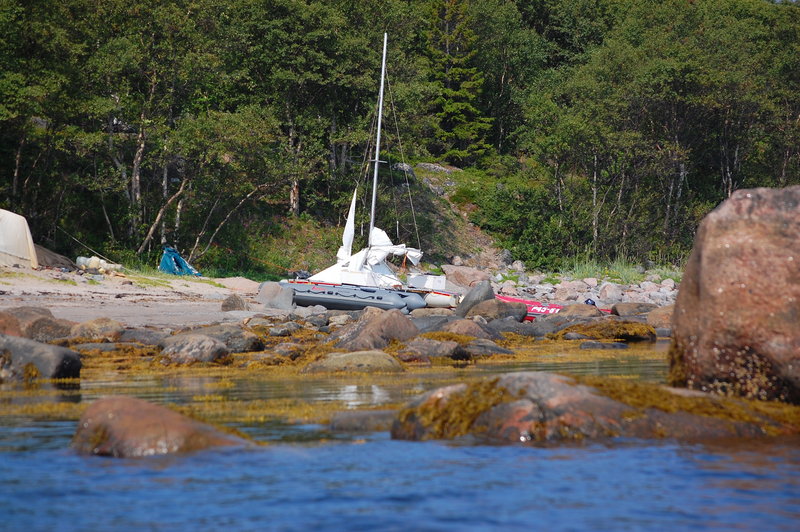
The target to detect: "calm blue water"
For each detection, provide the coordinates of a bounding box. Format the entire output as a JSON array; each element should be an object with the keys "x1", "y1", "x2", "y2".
[{"x1": 1, "y1": 419, "x2": 799, "y2": 531}]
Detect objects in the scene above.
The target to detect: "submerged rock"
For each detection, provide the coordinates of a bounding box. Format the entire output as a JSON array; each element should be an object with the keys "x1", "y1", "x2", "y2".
[
  {"x1": 72, "y1": 396, "x2": 248, "y2": 457},
  {"x1": 0, "y1": 334, "x2": 81, "y2": 381},
  {"x1": 671, "y1": 186, "x2": 800, "y2": 403},
  {"x1": 391, "y1": 372, "x2": 800, "y2": 444}
]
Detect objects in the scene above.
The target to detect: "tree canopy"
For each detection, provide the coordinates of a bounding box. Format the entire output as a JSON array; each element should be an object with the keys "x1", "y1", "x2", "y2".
[{"x1": 1, "y1": 0, "x2": 798, "y2": 272}]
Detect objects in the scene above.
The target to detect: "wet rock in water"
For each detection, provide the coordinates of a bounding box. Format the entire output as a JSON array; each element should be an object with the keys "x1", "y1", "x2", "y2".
[
  {"x1": 302, "y1": 350, "x2": 404, "y2": 374},
  {"x1": 465, "y1": 298, "x2": 527, "y2": 322},
  {"x1": 272, "y1": 342, "x2": 304, "y2": 360},
  {"x1": 459, "y1": 338, "x2": 513, "y2": 357},
  {"x1": 391, "y1": 372, "x2": 800, "y2": 443},
  {"x1": 646, "y1": 305, "x2": 674, "y2": 329},
  {"x1": 118, "y1": 327, "x2": 170, "y2": 346},
  {"x1": 221, "y1": 294, "x2": 249, "y2": 312},
  {"x1": 454, "y1": 280, "x2": 494, "y2": 317},
  {"x1": 485, "y1": 317, "x2": 538, "y2": 337},
  {"x1": 0, "y1": 335, "x2": 81, "y2": 381},
  {"x1": 72, "y1": 396, "x2": 248, "y2": 457},
  {"x1": 71, "y1": 317, "x2": 125, "y2": 342},
  {"x1": 182, "y1": 323, "x2": 263, "y2": 353},
  {"x1": 256, "y1": 281, "x2": 295, "y2": 310},
  {"x1": 655, "y1": 327, "x2": 672, "y2": 338},
  {"x1": 332, "y1": 307, "x2": 419, "y2": 351},
  {"x1": 612, "y1": 302, "x2": 658, "y2": 317},
  {"x1": 557, "y1": 303, "x2": 605, "y2": 318},
  {"x1": 439, "y1": 318, "x2": 500, "y2": 340},
  {"x1": 396, "y1": 338, "x2": 461, "y2": 364},
  {"x1": 159, "y1": 334, "x2": 230, "y2": 364},
  {"x1": 329, "y1": 409, "x2": 398, "y2": 432},
  {"x1": 580, "y1": 340, "x2": 628, "y2": 350},
  {"x1": 671, "y1": 186, "x2": 800, "y2": 403},
  {"x1": 555, "y1": 317, "x2": 656, "y2": 342}
]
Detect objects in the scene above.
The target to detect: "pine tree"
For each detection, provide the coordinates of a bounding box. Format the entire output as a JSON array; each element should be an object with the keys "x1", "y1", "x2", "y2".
[{"x1": 426, "y1": 0, "x2": 493, "y2": 166}]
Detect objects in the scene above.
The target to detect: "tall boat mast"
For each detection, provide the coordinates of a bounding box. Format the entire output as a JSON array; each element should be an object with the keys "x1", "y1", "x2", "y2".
[{"x1": 368, "y1": 32, "x2": 388, "y2": 246}]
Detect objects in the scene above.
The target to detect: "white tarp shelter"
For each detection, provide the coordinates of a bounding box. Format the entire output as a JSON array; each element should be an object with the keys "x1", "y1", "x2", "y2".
[{"x1": 0, "y1": 209, "x2": 38, "y2": 268}]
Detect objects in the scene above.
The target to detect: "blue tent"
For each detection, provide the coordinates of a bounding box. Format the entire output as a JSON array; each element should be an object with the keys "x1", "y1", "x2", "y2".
[{"x1": 158, "y1": 246, "x2": 201, "y2": 276}]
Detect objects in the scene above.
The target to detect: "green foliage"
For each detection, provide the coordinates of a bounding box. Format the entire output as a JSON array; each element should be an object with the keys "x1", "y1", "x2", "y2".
[{"x1": 1, "y1": 0, "x2": 798, "y2": 275}]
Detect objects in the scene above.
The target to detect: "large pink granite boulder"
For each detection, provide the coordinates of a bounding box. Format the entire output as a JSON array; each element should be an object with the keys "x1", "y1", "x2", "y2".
[{"x1": 670, "y1": 186, "x2": 800, "y2": 403}]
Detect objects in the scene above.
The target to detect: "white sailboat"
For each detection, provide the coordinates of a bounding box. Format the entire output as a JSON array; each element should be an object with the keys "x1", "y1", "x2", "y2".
[
  {"x1": 284, "y1": 33, "x2": 455, "y2": 311},
  {"x1": 308, "y1": 33, "x2": 423, "y2": 290}
]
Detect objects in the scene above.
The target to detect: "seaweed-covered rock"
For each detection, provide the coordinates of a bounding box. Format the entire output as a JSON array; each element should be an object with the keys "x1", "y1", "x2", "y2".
[
  {"x1": 72, "y1": 396, "x2": 248, "y2": 457},
  {"x1": 554, "y1": 317, "x2": 656, "y2": 342},
  {"x1": 159, "y1": 334, "x2": 230, "y2": 364},
  {"x1": 183, "y1": 323, "x2": 263, "y2": 353},
  {"x1": 332, "y1": 307, "x2": 419, "y2": 351},
  {"x1": 671, "y1": 186, "x2": 800, "y2": 403},
  {"x1": 459, "y1": 338, "x2": 514, "y2": 357},
  {"x1": 0, "y1": 334, "x2": 81, "y2": 381},
  {"x1": 302, "y1": 350, "x2": 404, "y2": 374},
  {"x1": 391, "y1": 372, "x2": 800, "y2": 443}
]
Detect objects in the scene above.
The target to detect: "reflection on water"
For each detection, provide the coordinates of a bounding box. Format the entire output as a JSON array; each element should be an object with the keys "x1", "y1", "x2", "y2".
[{"x1": 1, "y1": 340, "x2": 798, "y2": 530}]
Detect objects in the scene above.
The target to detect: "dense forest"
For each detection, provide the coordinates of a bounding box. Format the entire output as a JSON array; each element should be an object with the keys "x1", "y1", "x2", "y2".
[{"x1": 1, "y1": 0, "x2": 798, "y2": 274}]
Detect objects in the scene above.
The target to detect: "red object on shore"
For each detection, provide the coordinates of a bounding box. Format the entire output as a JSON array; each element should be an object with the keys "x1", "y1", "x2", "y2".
[{"x1": 495, "y1": 295, "x2": 611, "y2": 321}]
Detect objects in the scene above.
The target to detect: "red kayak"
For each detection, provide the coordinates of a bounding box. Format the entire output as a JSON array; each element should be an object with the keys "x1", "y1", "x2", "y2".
[{"x1": 495, "y1": 294, "x2": 610, "y2": 321}]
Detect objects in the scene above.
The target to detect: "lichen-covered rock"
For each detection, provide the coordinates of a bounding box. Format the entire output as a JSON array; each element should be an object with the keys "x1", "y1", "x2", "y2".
[
  {"x1": 71, "y1": 317, "x2": 125, "y2": 342},
  {"x1": 332, "y1": 307, "x2": 419, "y2": 351},
  {"x1": 391, "y1": 372, "x2": 800, "y2": 444},
  {"x1": 72, "y1": 396, "x2": 248, "y2": 457},
  {"x1": 671, "y1": 186, "x2": 800, "y2": 403},
  {"x1": 0, "y1": 334, "x2": 81, "y2": 381},
  {"x1": 158, "y1": 334, "x2": 230, "y2": 364},
  {"x1": 302, "y1": 350, "x2": 404, "y2": 373},
  {"x1": 465, "y1": 298, "x2": 527, "y2": 322}
]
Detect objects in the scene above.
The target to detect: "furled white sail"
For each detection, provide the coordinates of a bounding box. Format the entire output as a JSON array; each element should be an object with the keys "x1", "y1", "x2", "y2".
[{"x1": 336, "y1": 188, "x2": 358, "y2": 263}]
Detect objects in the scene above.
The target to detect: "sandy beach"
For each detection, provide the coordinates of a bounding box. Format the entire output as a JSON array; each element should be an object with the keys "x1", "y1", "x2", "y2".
[{"x1": 0, "y1": 265, "x2": 261, "y2": 328}]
